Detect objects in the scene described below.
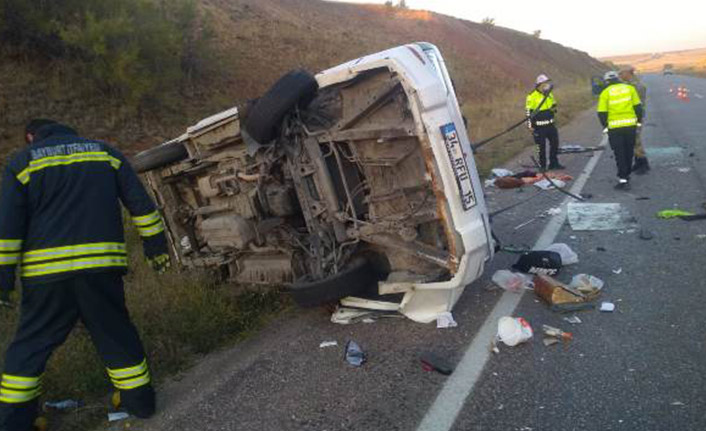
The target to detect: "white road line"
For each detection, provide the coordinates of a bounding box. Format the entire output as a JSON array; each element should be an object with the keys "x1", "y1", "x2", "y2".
[
  {"x1": 694, "y1": 93, "x2": 704, "y2": 99},
  {"x1": 416, "y1": 135, "x2": 608, "y2": 431}
]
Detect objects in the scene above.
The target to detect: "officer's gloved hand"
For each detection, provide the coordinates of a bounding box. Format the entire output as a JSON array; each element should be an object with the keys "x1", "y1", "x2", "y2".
[
  {"x1": 148, "y1": 254, "x2": 171, "y2": 275},
  {"x1": 0, "y1": 289, "x2": 13, "y2": 309}
]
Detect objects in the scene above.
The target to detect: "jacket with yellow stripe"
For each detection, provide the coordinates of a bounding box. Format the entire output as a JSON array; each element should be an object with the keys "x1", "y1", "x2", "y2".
[{"x1": 0, "y1": 124, "x2": 167, "y2": 290}]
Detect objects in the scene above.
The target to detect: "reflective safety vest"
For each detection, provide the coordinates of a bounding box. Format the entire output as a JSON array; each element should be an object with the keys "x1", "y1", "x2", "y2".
[
  {"x1": 526, "y1": 90, "x2": 556, "y2": 128},
  {"x1": 0, "y1": 124, "x2": 167, "y2": 288},
  {"x1": 597, "y1": 83, "x2": 642, "y2": 129}
]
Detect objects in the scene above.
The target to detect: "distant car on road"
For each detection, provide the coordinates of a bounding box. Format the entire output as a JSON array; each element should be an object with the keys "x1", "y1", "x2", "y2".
[{"x1": 663, "y1": 64, "x2": 674, "y2": 75}]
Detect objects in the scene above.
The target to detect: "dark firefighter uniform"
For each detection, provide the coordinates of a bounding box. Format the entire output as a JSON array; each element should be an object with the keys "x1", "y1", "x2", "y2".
[
  {"x1": 597, "y1": 81, "x2": 643, "y2": 184},
  {"x1": 0, "y1": 123, "x2": 169, "y2": 430},
  {"x1": 526, "y1": 89, "x2": 561, "y2": 170}
]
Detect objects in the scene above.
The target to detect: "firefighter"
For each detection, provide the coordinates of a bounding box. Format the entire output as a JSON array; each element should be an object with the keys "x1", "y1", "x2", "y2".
[
  {"x1": 0, "y1": 120, "x2": 170, "y2": 431},
  {"x1": 619, "y1": 66, "x2": 650, "y2": 174},
  {"x1": 597, "y1": 71, "x2": 644, "y2": 189},
  {"x1": 526, "y1": 74, "x2": 564, "y2": 171}
]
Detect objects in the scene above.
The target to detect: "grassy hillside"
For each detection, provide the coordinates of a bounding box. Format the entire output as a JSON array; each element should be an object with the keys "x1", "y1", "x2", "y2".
[{"x1": 0, "y1": 0, "x2": 604, "y2": 162}]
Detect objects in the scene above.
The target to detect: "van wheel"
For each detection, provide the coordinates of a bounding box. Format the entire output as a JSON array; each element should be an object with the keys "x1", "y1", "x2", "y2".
[
  {"x1": 131, "y1": 140, "x2": 188, "y2": 173},
  {"x1": 289, "y1": 258, "x2": 381, "y2": 307},
  {"x1": 244, "y1": 69, "x2": 318, "y2": 145}
]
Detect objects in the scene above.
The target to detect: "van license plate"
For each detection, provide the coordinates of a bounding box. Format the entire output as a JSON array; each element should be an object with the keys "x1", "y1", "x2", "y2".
[{"x1": 441, "y1": 123, "x2": 476, "y2": 211}]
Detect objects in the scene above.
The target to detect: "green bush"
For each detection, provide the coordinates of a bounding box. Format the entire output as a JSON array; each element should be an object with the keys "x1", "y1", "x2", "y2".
[{"x1": 0, "y1": 0, "x2": 213, "y2": 105}]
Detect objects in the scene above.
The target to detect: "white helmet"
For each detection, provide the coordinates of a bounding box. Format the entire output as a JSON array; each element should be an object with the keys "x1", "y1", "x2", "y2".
[
  {"x1": 535, "y1": 74, "x2": 551, "y2": 85},
  {"x1": 603, "y1": 71, "x2": 619, "y2": 81}
]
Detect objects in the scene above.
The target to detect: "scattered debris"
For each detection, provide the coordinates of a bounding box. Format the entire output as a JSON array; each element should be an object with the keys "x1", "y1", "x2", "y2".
[
  {"x1": 671, "y1": 401, "x2": 686, "y2": 406},
  {"x1": 43, "y1": 400, "x2": 83, "y2": 412},
  {"x1": 657, "y1": 209, "x2": 695, "y2": 219},
  {"x1": 596, "y1": 246, "x2": 607, "y2": 252},
  {"x1": 534, "y1": 178, "x2": 566, "y2": 190},
  {"x1": 512, "y1": 251, "x2": 562, "y2": 276},
  {"x1": 545, "y1": 207, "x2": 563, "y2": 216},
  {"x1": 436, "y1": 312, "x2": 458, "y2": 329},
  {"x1": 558, "y1": 144, "x2": 585, "y2": 153},
  {"x1": 497, "y1": 317, "x2": 534, "y2": 347},
  {"x1": 420, "y1": 352, "x2": 454, "y2": 375},
  {"x1": 108, "y1": 412, "x2": 130, "y2": 423},
  {"x1": 612, "y1": 268, "x2": 623, "y2": 275},
  {"x1": 696, "y1": 234, "x2": 706, "y2": 240},
  {"x1": 534, "y1": 275, "x2": 590, "y2": 305},
  {"x1": 319, "y1": 341, "x2": 338, "y2": 349},
  {"x1": 496, "y1": 176, "x2": 525, "y2": 189},
  {"x1": 563, "y1": 315, "x2": 583, "y2": 325},
  {"x1": 636, "y1": 196, "x2": 651, "y2": 201},
  {"x1": 551, "y1": 303, "x2": 596, "y2": 313},
  {"x1": 600, "y1": 302, "x2": 616, "y2": 312},
  {"x1": 677, "y1": 167, "x2": 691, "y2": 173},
  {"x1": 543, "y1": 338, "x2": 559, "y2": 346},
  {"x1": 344, "y1": 340, "x2": 366, "y2": 367},
  {"x1": 330, "y1": 306, "x2": 402, "y2": 325},
  {"x1": 678, "y1": 214, "x2": 706, "y2": 221},
  {"x1": 542, "y1": 324, "x2": 573, "y2": 345},
  {"x1": 544, "y1": 243, "x2": 579, "y2": 265},
  {"x1": 491, "y1": 270, "x2": 534, "y2": 293},
  {"x1": 569, "y1": 274, "x2": 604, "y2": 294},
  {"x1": 513, "y1": 217, "x2": 538, "y2": 231},
  {"x1": 491, "y1": 168, "x2": 514, "y2": 178},
  {"x1": 484, "y1": 178, "x2": 496, "y2": 188},
  {"x1": 568, "y1": 203, "x2": 638, "y2": 231},
  {"x1": 632, "y1": 229, "x2": 652, "y2": 241}
]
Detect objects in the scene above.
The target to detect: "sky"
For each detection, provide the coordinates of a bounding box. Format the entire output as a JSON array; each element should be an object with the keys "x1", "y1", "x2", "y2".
[{"x1": 330, "y1": 0, "x2": 706, "y2": 57}]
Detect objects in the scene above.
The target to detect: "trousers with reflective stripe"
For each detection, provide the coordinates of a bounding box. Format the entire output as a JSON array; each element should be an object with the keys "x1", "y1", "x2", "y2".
[{"x1": 0, "y1": 273, "x2": 154, "y2": 428}]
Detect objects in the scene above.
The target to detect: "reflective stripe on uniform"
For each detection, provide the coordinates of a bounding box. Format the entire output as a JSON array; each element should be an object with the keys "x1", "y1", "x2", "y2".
[
  {"x1": 22, "y1": 242, "x2": 126, "y2": 264},
  {"x1": 16, "y1": 152, "x2": 121, "y2": 185},
  {"x1": 107, "y1": 359, "x2": 148, "y2": 379},
  {"x1": 609, "y1": 118, "x2": 638, "y2": 127},
  {"x1": 113, "y1": 373, "x2": 151, "y2": 390},
  {"x1": 132, "y1": 211, "x2": 165, "y2": 238},
  {"x1": 108, "y1": 360, "x2": 151, "y2": 390},
  {"x1": 608, "y1": 96, "x2": 632, "y2": 105},
  {"x1": 0, "y1": 253, "x2": 20, "y2": 265},
  {"x1": 0, "y1": 374, "x2": 41, "y2": 404},
  {"x1": 535, "y1": 119, "x2": 554, "y2": 126},
  {"x1": 137, "y1": 222, "x2": 165, "y2": 238},
  {"x1": 21, "y1": 256, "x2": 128, "y2": 278},
  {"x1": 132, "y1": 211, "x2": 161, "y2": 227},
  {"x1": 0, "y1": 240, "x2": 22, "y2": 252}
]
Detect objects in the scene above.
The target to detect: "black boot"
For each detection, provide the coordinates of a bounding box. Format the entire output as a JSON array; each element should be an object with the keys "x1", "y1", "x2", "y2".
[{"x1": 633, "y1": 157, "x2": 650, "y2": 175}]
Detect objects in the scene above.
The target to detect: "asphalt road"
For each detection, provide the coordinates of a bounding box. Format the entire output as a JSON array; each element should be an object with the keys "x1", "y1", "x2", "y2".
[{"x1": 132, "y1": 74, "x2": 706, "y2": 431}]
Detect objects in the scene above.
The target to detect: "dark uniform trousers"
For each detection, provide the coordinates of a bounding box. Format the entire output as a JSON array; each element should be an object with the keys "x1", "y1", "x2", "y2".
[
  {"x1": 0, "y1": 273, "x2": 154, "y2": 431},
  {"x1": 532, "y1": 124, "x2": 560, "y2": 169},
  {"x1": 608, "y1": 126, "x2": 637, "y2": 180}
]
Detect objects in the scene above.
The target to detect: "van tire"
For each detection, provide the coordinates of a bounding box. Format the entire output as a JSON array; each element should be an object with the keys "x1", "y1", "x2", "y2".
[
  {"x1": 132, "y1": 140, "x2": 188, "y2": 173},
  {"x1": 244, "y1": 69, "x2": 318, "y2": 144},
  {"x1": 289, "y1": 258, "x2": 380, "y2": 308}
]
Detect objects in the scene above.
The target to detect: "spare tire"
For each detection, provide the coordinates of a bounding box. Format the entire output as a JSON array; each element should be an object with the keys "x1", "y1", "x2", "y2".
[
  {"x1": 131, "y1": 140, "x2": 188, "y2": 173},
  {"x1": 244, "y1": 69, "x2": 318, "y2": 144}
]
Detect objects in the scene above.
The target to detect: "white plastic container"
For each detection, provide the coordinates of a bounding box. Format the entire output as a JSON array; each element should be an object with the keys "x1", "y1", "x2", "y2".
[{"x1": 497, "y1": 316, "x2": 534, "y2": 346}]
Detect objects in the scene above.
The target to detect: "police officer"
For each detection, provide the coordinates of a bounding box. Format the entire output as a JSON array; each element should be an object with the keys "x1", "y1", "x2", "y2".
[
  {"x1": 618, "y1": 66, "x2": 650, "y2": 174},
  {"x1": 0, "y1": 120, "x2": 170, "y2": 430},
  {"x1": 597, "y1": 71, "x2": 644, "y2": 189},
  {"x1": 526, "y1": 74, "x2": 564, "y2": 171}
]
